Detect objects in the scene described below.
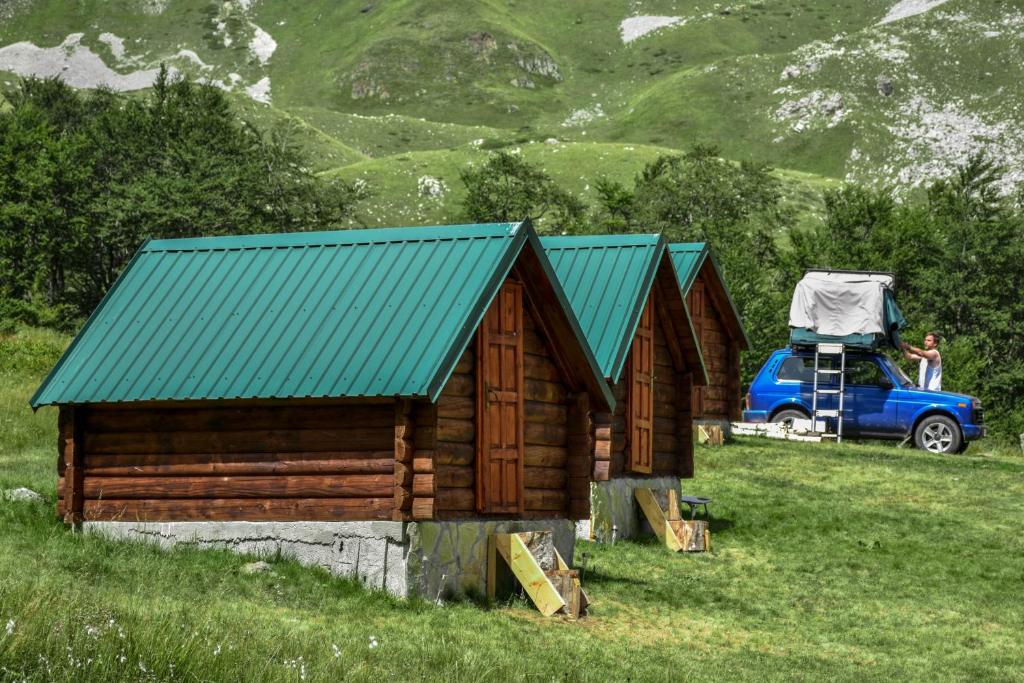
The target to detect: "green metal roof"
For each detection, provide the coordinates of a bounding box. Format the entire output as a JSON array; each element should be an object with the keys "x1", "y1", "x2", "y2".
[
  {"x1": 668, "y1": 242, "x2": 752, "y2": 350},
  {"x1": 542, "y1": 235, "x2": 666, "y2": 383},
  {"x1": 32, "y1": 222, "x2": 613, "y2": 408}
]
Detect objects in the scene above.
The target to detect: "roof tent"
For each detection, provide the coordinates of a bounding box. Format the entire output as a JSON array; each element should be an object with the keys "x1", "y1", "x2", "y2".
[{"x1": 789, "y1": 269, "x2": 907, "y2": 350}]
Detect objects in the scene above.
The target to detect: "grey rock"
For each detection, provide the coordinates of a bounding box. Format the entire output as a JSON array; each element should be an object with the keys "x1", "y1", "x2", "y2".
[
  {"x1": 877, "y1": 74, "x2": 894, "y2": 97},
  {"x1": 4, "y1": 487, "x2": 44, "y2": 503},
  {"x1": 241, "y1": 561, "x2": 274, "y2": 575}
]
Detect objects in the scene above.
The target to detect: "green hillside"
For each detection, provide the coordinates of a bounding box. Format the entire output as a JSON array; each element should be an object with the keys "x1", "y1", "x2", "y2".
[{"x1": 2, "y1": 0, "x2": 1021, "y2": 221}]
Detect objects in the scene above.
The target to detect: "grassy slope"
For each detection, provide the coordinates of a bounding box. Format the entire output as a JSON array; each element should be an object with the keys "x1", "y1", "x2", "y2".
[
  {"x1": 9, "y1": 0, "x2": 1016, "y2": 222},
  {"x1": 1, "y1": 328, "x2": 1022, "y2": 681},
  {"x1": 323, "y1": 141, "x2": 835, "y2": 231}
]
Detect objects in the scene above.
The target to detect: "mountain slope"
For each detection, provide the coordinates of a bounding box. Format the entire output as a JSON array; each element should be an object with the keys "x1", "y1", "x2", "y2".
[{"x1": 1, "y1": 0, "x2": 1021, "y2": 218}]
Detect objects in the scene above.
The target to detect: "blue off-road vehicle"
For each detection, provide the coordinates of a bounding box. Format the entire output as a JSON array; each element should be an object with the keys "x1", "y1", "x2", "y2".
[
  {"x1": 743, "y1": 269, "x2": 986, "y2": 454},
  {"x1": 743, "y1": 347, "x2": 986, "y2": 454}
]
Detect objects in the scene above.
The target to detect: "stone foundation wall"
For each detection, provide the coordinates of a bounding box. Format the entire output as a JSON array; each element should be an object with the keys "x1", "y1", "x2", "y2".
[
  {"x1": 584, "y1": 476, "x2": 681, "y2": 543},
  {"x1": 405, "y1": 519, "x2": 575, "y2": 600},
  {"x1": 83, "y1": 517, "x2": 576, "y2": 601},
  {"x1": 84, "y1": 520, "x2": 410, "y2": 596}
]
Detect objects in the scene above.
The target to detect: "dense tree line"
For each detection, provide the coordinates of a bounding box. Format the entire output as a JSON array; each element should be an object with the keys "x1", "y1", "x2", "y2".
[
  {"x1": 1, "y1": 72, "x2": 1020, "y2": 441},
  {"x1": 459, "y1": 149, "x2": 1024, "y2": 443},
  {"x1": 0, "y1": 69, "x2": 363, "y2": 324}
]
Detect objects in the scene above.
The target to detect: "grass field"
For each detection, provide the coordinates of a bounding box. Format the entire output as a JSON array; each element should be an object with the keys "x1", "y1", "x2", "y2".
[{"x1": 1, "y1": 327, "x2": 1023, "y2": 681}]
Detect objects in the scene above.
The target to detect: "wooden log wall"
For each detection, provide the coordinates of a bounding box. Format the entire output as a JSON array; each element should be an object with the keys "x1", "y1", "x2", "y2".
[
  {"x1": 58, "y1": 401, "x2": 396, "y2": 522},
  {"x1": 689, "y1": 271, "x2": 742, "y2": 421},
  {"x1": 597, "y1": 302, "x2": 690, "y2": 481},
  {"x1": 430, "y1": 302, "x2": 577, "y2": 520}
]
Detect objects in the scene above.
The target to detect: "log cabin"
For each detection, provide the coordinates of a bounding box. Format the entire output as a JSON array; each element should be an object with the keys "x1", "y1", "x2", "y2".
[
  {"x1": 669, "y1": 243, "x2": 751, "y2": 432},
  {"x1": 542, "y1": 235, "x2": 708, "y2": 543},
  {"x1": 30, "y1": 221, "x2": 614, "y2": 598}
]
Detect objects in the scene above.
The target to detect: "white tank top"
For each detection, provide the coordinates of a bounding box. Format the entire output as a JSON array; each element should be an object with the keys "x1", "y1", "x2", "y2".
[{"x1": 918, "y1": 352, "x2": 942, "y2": 391}]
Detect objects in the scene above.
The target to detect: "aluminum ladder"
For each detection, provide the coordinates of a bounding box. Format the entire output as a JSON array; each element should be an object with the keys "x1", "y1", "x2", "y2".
[{"x1": 811, "y1": 343, "x2": 846, "y2": 442}]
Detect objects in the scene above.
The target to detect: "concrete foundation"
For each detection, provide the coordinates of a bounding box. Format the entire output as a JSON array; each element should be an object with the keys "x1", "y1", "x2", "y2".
[
  {"x1": 581, "y1": 476, "x2": 681, "y2": 543},
  {"x1": 84, "y1": 517, "x2": 575, "y2": 601}
]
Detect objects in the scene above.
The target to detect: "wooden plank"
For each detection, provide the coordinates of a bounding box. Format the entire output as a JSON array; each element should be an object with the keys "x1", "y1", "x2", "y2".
[
  {"x1": 524, "y1": 422, "x2": 566, "y2": 447},
  {"x1": 652, "y1": 451, "x2": 676, "y2": 474},
  {"x1": 436, "y1": 418, "x2": 474, "y2": 443},
  {"x1": 436, "y1": 487, "x2": 475, "y2": 511},
  {"x1": 524, "y1": 353, "x2": 561, "y2": 383},
  {"x1": 524, "y1": 400, "x2": 567, "y2": 425},
  {"x1": 394, "y1": 398, "x2": 414, "y2": 521},
  {"x1": 412, "y1": 474, "x2": 435, "y2": 497},
  {"x1": 453, "y1": 350, "x2": 474, "y2": 375},
  {"x1": 412, "y1": 454, "x2": 435, "y2": 474},
  {"x1": 668, "y1": 519, "x2": 710, "y2": 552},
  {"x1": 524, "y1": 445, "x2": 567, "y2": 468},
  {"x1": 524, "y1": 488, "x2": 567, "y2": 512},
  {"x1": 60, "y1": 406, "x2": 84, "y2": 525},
  {"x1": 85, "y1": 428, "x2": 394, "y2": 455},
  {"x1": 85, "y1": 450, "x2": 393, "y2": 468},
  {"x1": 634, "y1": 488, "x2": 684, "y2": 552},
  {"x1": 553, "y1": 546, "x2": 590, "y2": 616},
  {"x1": 441, "y1": 373, "x2": 474, "y2": 398},
  {"x1": 85, "y1": 405, "x2": 393, "y2": 433},
  {"x1": 83, "y1": 497, "x2": 393, "y2": 522},
  {"x1": 566, "y1": 455, "x2": 590, "y2": 478},
  {"x1": 86, "y1": 458, "x2": 395, "y2": 477},
  {"x1": 677, "y1": 371, "x2": 695, "y2": 479},
  {"x1": 653, "y1": 432, "x2": 677, "y2": 453},
  {"x1": 411, "y1": 497, "x2": 434, "y2": 520},
  {"x1": 395, "y1": 460, "x2": 414, "y2": 486},
  {"x1": 413, "y1": 425, "x2": 437, "y2": 449},
  {"x1": 492, "y1": 533, "x2": 566, "y2": 617},
  {"x1": 437, "y1": 395, "x2": 474, "y2": 420},
  {"x1": 435, "y1": 464, "x2": 473, "y2": 488},
  {"x1": 567, "y1": 476, "x2": 590, "y2": 500},
  {"x1": 84, "y1": 474, "x2": 392, "y2": 499},
  {"x1": 435, "y1": 441, "x2": 475, "y2": 466},
  {"x1": 666, "y1": 488, "x2": 681, "y2": 522},
  {"x1": 523, "y1": 466, "x2": 567, "y2": 490},
  {"x1": 524, "y1": 379, "x2": 566, "y2": 405},
  {"x1": 568, "y1": 497, "x2": 590, "y2": 521}
]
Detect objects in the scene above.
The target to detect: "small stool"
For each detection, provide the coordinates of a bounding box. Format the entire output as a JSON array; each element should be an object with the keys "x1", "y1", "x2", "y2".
[{"x1": 680, "y1": 495, "x2": 712, "y2": 520}]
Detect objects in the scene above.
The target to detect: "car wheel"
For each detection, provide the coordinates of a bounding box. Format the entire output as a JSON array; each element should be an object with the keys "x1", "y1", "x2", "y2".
[
  {"x1": 914, "y1": 415, "x2": 962, "y2": 454},
  {"x1": 771, "y1": 409, "x2": 808, "y2": 430}
]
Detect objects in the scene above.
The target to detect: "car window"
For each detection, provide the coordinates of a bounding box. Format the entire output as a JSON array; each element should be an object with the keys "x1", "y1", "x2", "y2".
[
  {"x1": 844, "y1": 359, "x2": 888, "y2": 387},
  {"x1": 776, "y1": 356, "x2": 835, "y2": 383}
]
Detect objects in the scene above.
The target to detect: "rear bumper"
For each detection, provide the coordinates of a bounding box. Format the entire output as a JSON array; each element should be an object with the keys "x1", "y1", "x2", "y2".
[
  {"x1": 962, "y1": 424, "x2": 986, "y2": 441},
  {"x1": 742, "y1": 410, "x2": 770, "y2": 423}
]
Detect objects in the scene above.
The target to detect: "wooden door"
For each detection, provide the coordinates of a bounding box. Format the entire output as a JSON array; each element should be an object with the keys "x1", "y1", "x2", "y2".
[
  {"x1": 627, "y1": 295, "x2": 654, "y2": 473},
  {"x1": 476, "y1": 280, "x2": 525, "y2": 514},
  {"x1": 688, "y1": 282, "x2": 705, "y2": 417}
]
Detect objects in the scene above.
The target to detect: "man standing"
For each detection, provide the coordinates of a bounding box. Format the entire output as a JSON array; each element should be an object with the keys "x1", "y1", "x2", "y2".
[{"x1": 902, "y1": 333, "x2": 942, "y2": 390}]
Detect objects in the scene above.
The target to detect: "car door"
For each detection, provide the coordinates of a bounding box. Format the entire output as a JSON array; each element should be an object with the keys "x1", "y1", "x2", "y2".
[
  {"x1": 774, "y1": 354, "x2": 837, "y2": 427},
  {"x1": 842, "y1": 357, "x2": 899, "y2": 436}
]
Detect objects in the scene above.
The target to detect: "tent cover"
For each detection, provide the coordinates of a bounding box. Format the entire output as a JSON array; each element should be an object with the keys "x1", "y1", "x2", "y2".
[{"x1": 788, "y1": 271, "x2": 907, "y2": 350}]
